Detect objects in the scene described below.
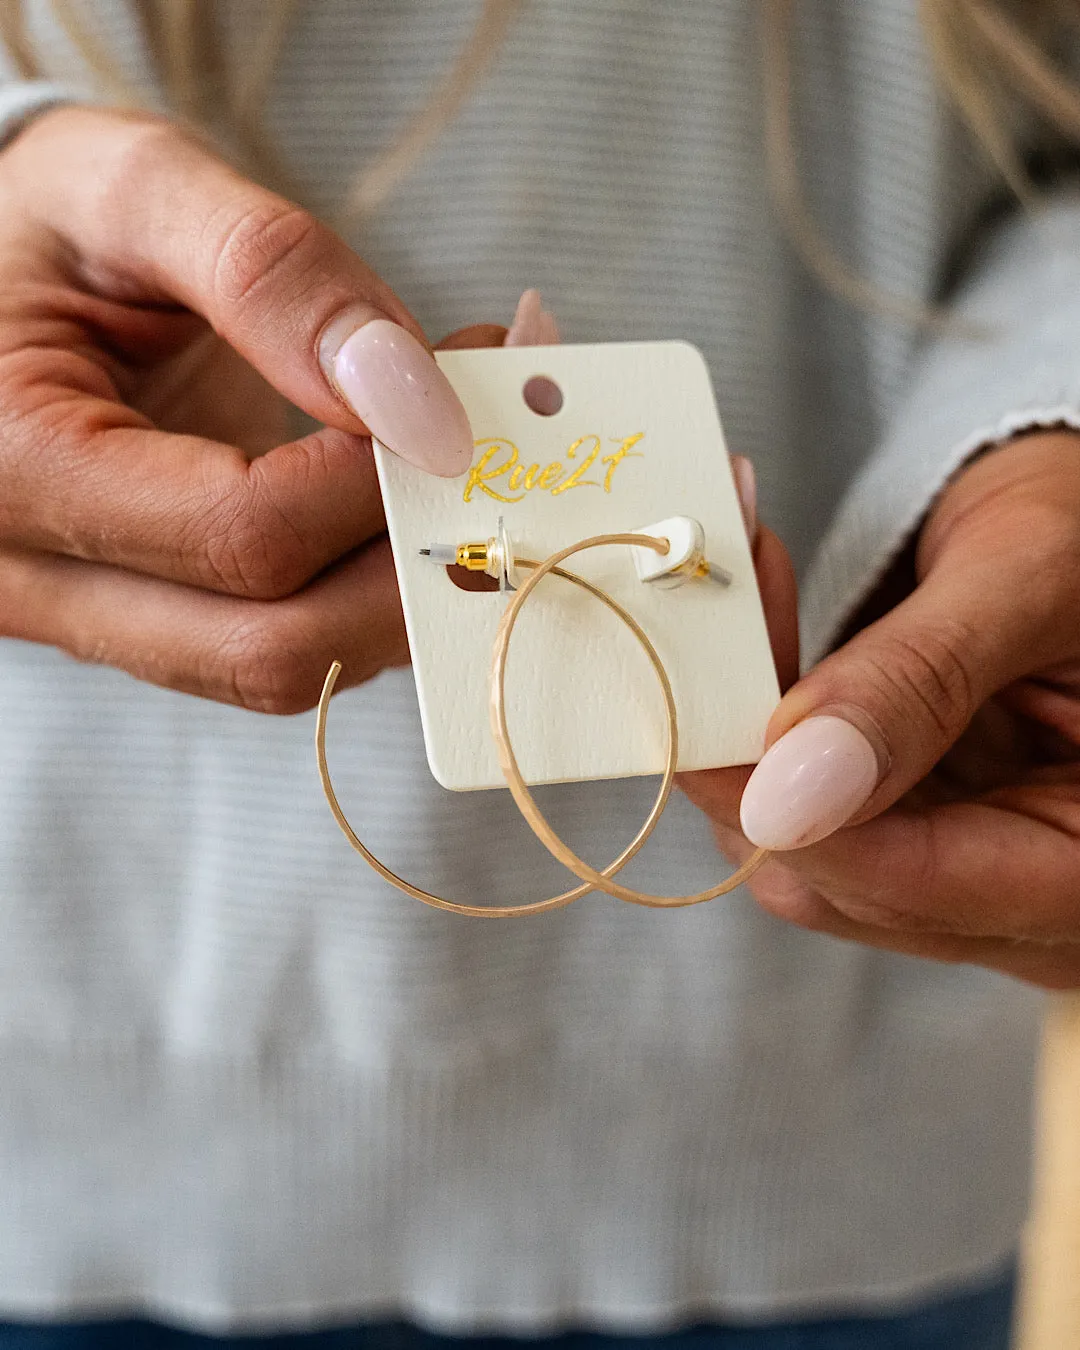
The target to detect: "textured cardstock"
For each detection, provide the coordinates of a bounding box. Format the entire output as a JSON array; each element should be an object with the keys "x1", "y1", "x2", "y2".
[{"x1": 374, "y1": 341, "x2": 779, "y2": 791}]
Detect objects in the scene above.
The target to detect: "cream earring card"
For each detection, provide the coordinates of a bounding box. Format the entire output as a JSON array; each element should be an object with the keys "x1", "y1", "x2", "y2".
[{"x1": 374, "y1": 341, "x2": 779, "y2": 791}]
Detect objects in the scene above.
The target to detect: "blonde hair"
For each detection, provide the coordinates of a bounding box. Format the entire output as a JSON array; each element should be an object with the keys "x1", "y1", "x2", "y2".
[
  {"x1": 0, "y1": 0, "x2": 521, "y2": 215},
  {"x1": 3, "y1": 0, "x2": 1080, "y2": 319},
  {"x1": 763, "y1": 0, "x2": 1080, "y2": 325}
]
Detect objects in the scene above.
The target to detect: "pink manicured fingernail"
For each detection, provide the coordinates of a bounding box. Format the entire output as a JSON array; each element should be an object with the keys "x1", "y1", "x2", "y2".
[
  {"x1": 534, "y1": 309, "x2": 560, "y2": 344},
  {"x1": 732, "y1": 456, "x2": 757, "y2": 541},
  {"x1": 323, "y1": 319, "x2": 473, "y2": 476},
  {"x1": 506, "y1": 288, "x2": 561, "y2": 346},
  {"x1": 739, "y1": 715, "x2": 880, "y2": 850}
]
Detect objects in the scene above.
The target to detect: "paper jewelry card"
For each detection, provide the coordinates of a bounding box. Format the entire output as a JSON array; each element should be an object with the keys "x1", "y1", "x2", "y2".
[{"x1": 374, "y1": 340, "x2": 779, "y2": 791}]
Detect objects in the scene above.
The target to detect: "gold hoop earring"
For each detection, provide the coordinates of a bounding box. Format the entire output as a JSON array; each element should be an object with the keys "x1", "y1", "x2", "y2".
[
  {"x1": 317, "y1": 526, "x2": 770, "y2": 915},
  {"x1": 489, "y1": 533, "x2": 770, "y2": 908},
  {"x1": 315, "y1": 536, "x2": 681, "y2": 918}
]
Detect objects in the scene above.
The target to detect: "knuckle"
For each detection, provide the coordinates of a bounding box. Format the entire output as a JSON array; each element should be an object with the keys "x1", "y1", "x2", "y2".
[
  {"x1": 864, "y1": 621, "x2": 978, "y2": 745},
  {"x1": 203, "y1": 517, "x2": 305, "y2": 601},
  {"x1": 216, "y1": 616, "x2": 318, "y2": 716},
  {"x1": 182, "y1": 476, "x2": 313, "y2": 600},
  {"x1": 101, "y1": 117, "x2": 195, "y2": 213},
  {"x1": 211, "y1": 200, "x2": 323, "y2": 312}
]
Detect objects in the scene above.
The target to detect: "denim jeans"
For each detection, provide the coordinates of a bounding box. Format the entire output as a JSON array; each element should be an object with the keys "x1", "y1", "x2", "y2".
[{"x1": 0, "y1": 1265, "x2": 1017, "y2": 1350}]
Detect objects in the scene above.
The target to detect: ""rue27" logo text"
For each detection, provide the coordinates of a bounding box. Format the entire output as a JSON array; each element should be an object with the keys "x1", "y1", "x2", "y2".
[{"x1": 462, "y1": 434, "x2": 645, "y2": 504}]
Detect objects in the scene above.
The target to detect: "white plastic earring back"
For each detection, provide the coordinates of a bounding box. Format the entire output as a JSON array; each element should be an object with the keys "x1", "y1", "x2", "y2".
[{"x1": 629, "y1": 516, "x2": 732, "y2": 589}]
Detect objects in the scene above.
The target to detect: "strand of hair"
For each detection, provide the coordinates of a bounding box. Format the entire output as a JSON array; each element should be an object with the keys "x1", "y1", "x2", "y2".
[{"x1": 342, "y1": 0, "x2": 523, "y2": 222}]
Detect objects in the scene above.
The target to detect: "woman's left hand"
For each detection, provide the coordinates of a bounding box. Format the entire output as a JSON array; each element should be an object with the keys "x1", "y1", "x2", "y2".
[{"x1": 683, "y1": 430, "x2": 1080, "y2": 989}]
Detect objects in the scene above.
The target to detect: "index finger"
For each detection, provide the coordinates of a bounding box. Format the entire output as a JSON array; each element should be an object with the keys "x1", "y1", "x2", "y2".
[
  {"x1": 0, "y1": 393, "x2": 389, "y2": 599},
  {"x1": 762, "y1": 789, "x2": 1080, "y2": 943},
  {"x1": 7, "y1": 107, "x2": 473, "y2": 476}
]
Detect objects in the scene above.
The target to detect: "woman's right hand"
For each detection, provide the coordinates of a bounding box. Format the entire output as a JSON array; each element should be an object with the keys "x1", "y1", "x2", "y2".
[{"x1": 0, "y1": 105, "x2": 484, "y2": 712}]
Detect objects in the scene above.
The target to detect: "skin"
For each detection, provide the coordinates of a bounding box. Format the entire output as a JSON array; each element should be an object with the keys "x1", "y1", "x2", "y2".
[
  {"x1": 2, "y1": 108, "x2": 1078, "y2": 987},
  {"x1": 684, "y1": 431, "x2": 1080, "y2": 991},
  {"x1": 0, "y1": 104, "x2": 502, "y2": 711}
]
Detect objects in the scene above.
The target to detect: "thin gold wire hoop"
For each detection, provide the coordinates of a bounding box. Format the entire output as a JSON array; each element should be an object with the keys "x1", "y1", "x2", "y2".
[
  {"x1": 490, "y1": 534, "x2": 771, "y2": 908},
  {"x1": 315, "y1": 555, "x2": 679, "y2": 918}
]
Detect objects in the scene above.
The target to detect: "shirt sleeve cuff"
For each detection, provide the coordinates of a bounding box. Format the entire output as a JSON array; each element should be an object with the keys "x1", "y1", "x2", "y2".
[{"x1": 801, "y1": 190, "x2": 1080, "y2": 668}]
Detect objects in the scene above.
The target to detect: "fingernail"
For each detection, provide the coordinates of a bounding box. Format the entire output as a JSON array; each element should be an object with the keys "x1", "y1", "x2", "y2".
[
  {"x1": 732, "y1": 456, "x2": 757, "y2": 542},
  {"x1": 535, "y1": 308, "x2": 561, "y2": 344},
  {"x1": 506, "y1": 288, "x2": 561, "y2": 346},
  {"x1": 739, "y1": 715, "x2": 880, "y2": 850},
  {"x1": 321, "y1": 317, "x2": 473, "y2": 476}
]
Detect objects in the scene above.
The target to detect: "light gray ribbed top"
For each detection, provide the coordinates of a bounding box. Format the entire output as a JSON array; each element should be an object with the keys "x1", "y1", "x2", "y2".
[{"x1": 0, "y1": 0, "x2": 1073, "y2": 1332}]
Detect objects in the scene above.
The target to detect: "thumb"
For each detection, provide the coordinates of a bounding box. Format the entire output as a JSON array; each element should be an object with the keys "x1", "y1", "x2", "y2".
[
  {"x1": 738, "y1": 545, "x2": 1063, "y2": 851},
  {"x1": 13, "y1": 108, "x2": 473, "y2": 476}
]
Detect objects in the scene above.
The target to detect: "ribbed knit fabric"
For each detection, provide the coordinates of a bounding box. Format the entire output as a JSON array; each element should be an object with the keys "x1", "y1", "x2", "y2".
[{"x1": 0, "y1": 0, "x2": 1065, "y2": 1332}]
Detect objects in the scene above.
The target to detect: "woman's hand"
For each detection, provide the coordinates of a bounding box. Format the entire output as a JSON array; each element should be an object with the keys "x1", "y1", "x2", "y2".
[
  {"x1": 685, "y1": 430, "x2": 1080, "y2": 989},
  {"x1": 0, "y1": 105, "x2": 492, "y2": 711}
]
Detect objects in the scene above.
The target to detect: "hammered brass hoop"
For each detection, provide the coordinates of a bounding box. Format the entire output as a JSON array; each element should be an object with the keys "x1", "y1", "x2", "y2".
[
  {"x1": 490, "y1": 534, "x2": 771, "y2": 907},
  {"x1": 315, "y1": 545, "x2": 679, "y2": 918}
]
